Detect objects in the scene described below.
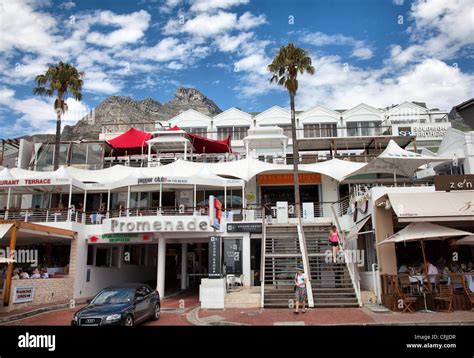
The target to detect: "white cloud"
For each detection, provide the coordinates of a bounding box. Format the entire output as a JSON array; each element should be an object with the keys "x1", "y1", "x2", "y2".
[
  {"x1": 389, "y1": 0, "x2": 474, "y2": 65},
  {"x1": 392, "y1": 0, "x2": 404, "y2": 5},
  {"x1": 0, "y1": 87, "x2": 90, "y2": 135},
  {"x1": 167, "y1": 61, "x2": 185, "y2": 70},
  {"x1": 86, "y1": 10, "x2": 151, "y2": 48},
  {"x1": 58, "y1": 1, "x2": 75, "y2": 10},
  {"x1": 164, "y1": 10, "x2": 265, "y2": 37},
  {"x1": 215, "y1": 32, "x2": 253, "y2": 52},
  {"x1": 352, "y1": 47, "x2": 373, "y2": 60},
  {"x1": 82, "y1": 71, "x2": 122, "y2": 94},
  {"x1": 301, "y1": 31, "x2": 373, "y2": 60},
  {"x1": 295, "y1": 57, "x2": 474, "y2": 110},
  {"x1": 190, "y1": 0, "x2": 249, "y2": 13},
  {"x1": 160, "y1": 0, "x2": 182, "y2": 14}
]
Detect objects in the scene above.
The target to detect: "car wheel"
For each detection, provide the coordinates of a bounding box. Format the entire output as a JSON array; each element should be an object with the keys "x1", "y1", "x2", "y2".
[
  {"x1": 152, "y1": 303, "x2": 160, "y2": 321},
  {"x1": 123, "y1": 315, "x2": 134, "y2": 326}
]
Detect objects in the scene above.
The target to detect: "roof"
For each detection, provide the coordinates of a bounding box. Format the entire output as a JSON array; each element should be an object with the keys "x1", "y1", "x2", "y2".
[
  {"x1": 103, "y1": 283, "x2": 150, "y2": 290},
  {"x1": 107, "y1": 128, "x2": 152, "y2": 149},
  {"x1": 454, "y1": 98, "x2": 474, "y2": 111}
]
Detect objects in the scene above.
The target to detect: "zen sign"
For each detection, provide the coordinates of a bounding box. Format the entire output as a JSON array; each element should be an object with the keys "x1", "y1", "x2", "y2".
[
  {"x1": 434, "y1": 175, "x2": 474, "y2": 191},
  {"x1": 13, "y1": 287, "x2": 35, "y2": 303}
]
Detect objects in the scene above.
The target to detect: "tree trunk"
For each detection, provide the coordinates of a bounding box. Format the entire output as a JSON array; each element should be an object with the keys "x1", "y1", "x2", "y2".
[
  {"x1": 53, "y1": 111, "x2": 61, "y2": 170},
  {"x1": 289, "y1": 92, "x2": 301, "y2": 219}
]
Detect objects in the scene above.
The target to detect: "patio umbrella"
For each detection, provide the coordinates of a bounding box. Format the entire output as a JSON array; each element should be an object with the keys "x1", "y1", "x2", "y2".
[
  {"x1": 378, "y1": 222, "x2": 472, "y2": 267},
  {"x1": 344, "y1": 140, "x2": 446, "y2": 185},
  {"x1": 454, "y1": 235, "x2": 474, "y2": 245}
]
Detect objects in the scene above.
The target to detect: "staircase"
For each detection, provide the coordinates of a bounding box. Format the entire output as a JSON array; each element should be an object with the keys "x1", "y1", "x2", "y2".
[
  {"x1": 262, "y1": 225, "x2": 302, "y2": 308},
  {"x1": 303, "y1": 225, "x2": 359, "y2": 307}
]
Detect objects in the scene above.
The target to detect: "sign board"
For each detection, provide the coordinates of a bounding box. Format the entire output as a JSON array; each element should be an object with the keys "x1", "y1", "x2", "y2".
[
  {"x1": 103, "y1": 217, "x2": 211, "y2": 234},
  {"x1": 223, "y1": 239, "x2": 242, "y2": 275},
  {"x1": 394, "y1": 122, "x2": 451, "y2": 141},
  {"x1": 434, "y1": 175, "x2": 474, "y2": 191},
  {"x1": 209, "y1": 195, "x2": 222, "y2": 230},
  {"x1": 13, "y1": 287, "x2": 35, "y2": 303},
  {"x1": 88, "y1": 233, "x2": 154, "y2": 244},
  {"x1": 257, "y1": 173, "x2": 321, "y2": 185},
  {"x1": 208, "y1": 236, "x2": 222, "y2": 278},
  {"x1": 302, "y1": 202, "x2": 315, "y2": 223},
  {"x1": 227, "y1": 222, "x2": 263, "y2": 233},
  {"x1": 276, "y1": 201, "x2": 288, "y2": 224}
]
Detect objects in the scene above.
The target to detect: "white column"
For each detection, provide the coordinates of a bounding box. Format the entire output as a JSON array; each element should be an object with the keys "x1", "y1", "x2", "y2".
[
  {"x1": 67, "y1": 183, "x2": 73, "y2": 221},
  {"x1": 181, "y1": 243, "x2": 188, "y2": 290},
  {"x1": 242, "y1": 184, "x2": 246, "y2": 208},
  {"x1": 184, "y1": 142, "x2": 187, "y2": 160},
  {"x1": 224, "y1": 185, "x2": 227, "y2": 210},
  {"x1": 148, "y1": 144, "x2": 151, "y2": 167},
  {"x1": 5, "y1": 187, "x2": 11, "y2": 219},
  {"x1": 107, "y1": 189, "x2": 111, "y2": 212},
  {"x1": 157, "y1": 237, "x2": 166, "y2": 297},
  {"x1": 242, "y1": 233, "x2": 251, "y2": 287},
  {"x1": 127, "y1": 186, "x2": 131, "y2": 215},
  {"x1": 159, "y1": 183, "x2": 162, "y2": 211},
  {"x1": 193, "y1": 184, "x2": 197, "y2": 209}
]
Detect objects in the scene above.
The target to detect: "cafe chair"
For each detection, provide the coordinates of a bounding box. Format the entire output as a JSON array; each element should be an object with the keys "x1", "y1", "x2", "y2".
[
  {"x1": 434, "y1": 284, "x2": 454, "y2": 312},
  {"x1": 462, "y1": 276, "x2": 474, "y2": 312},
  {"x1": 398, "y1": 273, "x2": 416, "y2": 294},
  {"x1": 395, "y1": 281, "x2": 418, "y2": 313}
]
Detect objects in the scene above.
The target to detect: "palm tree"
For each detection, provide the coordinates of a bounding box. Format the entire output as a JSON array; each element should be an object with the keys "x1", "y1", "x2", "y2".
[
  {"x1": 268, "y1": 43, "x2": 315, "y2": 218},
  {"x1": 33, "y1": 61, "x2": 84, "y2": 170}
]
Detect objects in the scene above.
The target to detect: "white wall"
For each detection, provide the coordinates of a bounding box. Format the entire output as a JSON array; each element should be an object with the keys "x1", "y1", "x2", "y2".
[{"x1": 321, "y1": 174, "x2": 338, "y2": 217}]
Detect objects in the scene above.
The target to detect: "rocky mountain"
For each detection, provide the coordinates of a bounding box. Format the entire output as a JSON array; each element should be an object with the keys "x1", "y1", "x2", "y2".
[{"x1": 52, "y1": 87, "x2": 222, "y2": 141}]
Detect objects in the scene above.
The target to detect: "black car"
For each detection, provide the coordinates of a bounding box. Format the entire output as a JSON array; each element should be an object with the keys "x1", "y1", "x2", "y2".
[{"x1": 72, "y1": 283, "x2": 160, "y2": 326}]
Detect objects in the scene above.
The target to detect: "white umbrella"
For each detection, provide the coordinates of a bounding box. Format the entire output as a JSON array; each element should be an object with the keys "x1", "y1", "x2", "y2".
[
  {"x1": 345, "y1": 140, "x2": 446, "y2": 184},
  {"x1": 378, "y1": 222, "x2": 472, "y2": 266},
  {"x1": 454, "y1": 235, "x2": 474, "y2": 245}
]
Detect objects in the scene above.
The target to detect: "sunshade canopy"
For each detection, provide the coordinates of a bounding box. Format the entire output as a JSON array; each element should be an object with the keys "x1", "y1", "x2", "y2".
[
  {"x1": 167, "y1": 126, "x2": 231, "y2": 154},
  {"x1": 455, "y1": 235, "x2": 474, "y2": 245},
  {"x1": 345, "y1": 139, "x2": 445, "y2": 179},
  {"x1": 378, "y1": 222, "x2": 472, "y2": 245},
  {"x1": 107, "y1": 128, "x2": 152, "y2": 150}
]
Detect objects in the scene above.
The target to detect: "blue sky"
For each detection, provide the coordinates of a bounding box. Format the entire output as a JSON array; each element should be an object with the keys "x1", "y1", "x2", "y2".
[{"x1": 0, "y1": 0, "x2": 473, "y2": 137}]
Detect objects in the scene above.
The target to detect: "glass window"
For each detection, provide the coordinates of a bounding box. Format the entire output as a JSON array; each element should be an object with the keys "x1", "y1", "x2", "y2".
[
  {"x1": 360, "y1": 122, "x2": 371, "y2": 136},
  {"x1": 71, "y1": 143, "x2": 87, "y2": 165},
  {"x1": 182, "y1": 127, "x2": 208, "y2": 137},
  {"x1": 87, "y1": 143, "x2": 103, "y2": 167},
  {"x1": 217, "y1": 126, "x2": 249, "y2": 140},
  {"x1": 95, "y1": 247, "x2": 111, "y2": 267},
  {"x1": 36, "y1": 144, "x2": 54, "y2": 169},
  {"x1": 58, "y1": 144, "x2": 69, "y2": 166},
  {"x1": 347, "y1": 122, "x2": 358, "y2": 136}
]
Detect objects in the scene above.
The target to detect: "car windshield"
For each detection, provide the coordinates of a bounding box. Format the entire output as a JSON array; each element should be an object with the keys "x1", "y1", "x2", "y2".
[{"x1": 91, "y1": 289, "x2": 135, "y2": 305}]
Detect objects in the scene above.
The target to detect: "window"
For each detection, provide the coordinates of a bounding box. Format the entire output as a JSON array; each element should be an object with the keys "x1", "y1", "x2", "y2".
[
  {"x1": 95, "y1": 247, "x2": 111, "y2": 267},
  {"x1": 217, "y1": 126, "x2": 249, "y2": 140},
  {"x1": 182, "y1": 127, "x2": 208, "y2": 137},
  {"x1": 123, "y1": 245, "x2": 145, "y2": 265},
  {"x1": 346, "y1": 122, "x2": 381, "y2": 136},
  {"x1": 304, "y1": 123, "x2": 337, "y2": 138},
  {"x1": 36, "y1": 144, "x2": 54, "y2": 169},
  {"x1": 87, "y1": 245, "x2": 95, "y2": 265},
  {"x1": 70, "y1": 143, "x2": 87, "y2": 165}
]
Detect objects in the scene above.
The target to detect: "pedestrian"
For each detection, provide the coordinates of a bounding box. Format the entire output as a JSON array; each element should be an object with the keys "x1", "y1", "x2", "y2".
[
  {"x1": 294, "y1": 265, "x2": 308, "y2": 314},
  {"x1": 328, "y1": 225, "x2": 341, "y2": 263}
]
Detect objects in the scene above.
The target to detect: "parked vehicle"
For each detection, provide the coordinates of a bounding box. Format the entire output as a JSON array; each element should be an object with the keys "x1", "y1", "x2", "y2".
[{"x1": 72, "y1": 283, "x2": 160, "y2": 326}]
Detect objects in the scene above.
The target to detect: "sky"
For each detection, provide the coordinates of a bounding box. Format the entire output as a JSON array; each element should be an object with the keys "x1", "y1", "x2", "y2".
[{"x1": 0, "y1": 0, "x2": 473, "y2": 137}]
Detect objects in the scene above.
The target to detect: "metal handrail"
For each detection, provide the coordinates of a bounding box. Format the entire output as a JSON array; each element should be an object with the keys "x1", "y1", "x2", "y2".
[
  {"x1": 260, "y1": 207, "x2": 266, "y2": 308},
  {"x1": 297, "y1": 220, "x2": 314, "y2": 308}
]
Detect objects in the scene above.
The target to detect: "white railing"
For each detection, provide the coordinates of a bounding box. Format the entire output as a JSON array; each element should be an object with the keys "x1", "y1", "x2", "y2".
[
  {"x1": 297, "y1": 221, "x2": 314, "y2": 308},
  {"x1": 260, "y1": 208, "x2": 266, "y2": 308}
]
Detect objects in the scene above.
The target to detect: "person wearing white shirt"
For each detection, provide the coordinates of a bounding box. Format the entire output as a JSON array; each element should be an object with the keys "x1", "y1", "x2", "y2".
[
  {"x1": 426, "y1": 260, "x2": 439, "y2": 284},
  {"x1": 19, "y1": 270, "x2": 30, "y2": 279}
]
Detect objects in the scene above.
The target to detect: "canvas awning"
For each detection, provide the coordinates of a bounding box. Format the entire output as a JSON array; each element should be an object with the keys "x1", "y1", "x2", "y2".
[
  {"x1": 301, "y1": 159, "x2": 366, "y2": 182},
  {"x1": 0, "y1": 223, "x2": 13, "y2": 240},
  {"x1": 378, "y1": 222, "x2": 471, "y2": 245},
  {"x1": 345, "y1": 216, "x2": 371, "y2": 241},
  {"x1": 455, "y1": 235, "x2": 474, "y2": 245},
  {"x1": 107, "y1": 128, "x2": 152, "y2": 149},
  {"x1": 167, "y1": 126, "x2": 231, "y2": 154},
  {"x1": 386, "y1": 191, "x2": 474, "y2": 222},
  {"x1": 344, "y1": 139, "x2": 446, "y2": 180}
]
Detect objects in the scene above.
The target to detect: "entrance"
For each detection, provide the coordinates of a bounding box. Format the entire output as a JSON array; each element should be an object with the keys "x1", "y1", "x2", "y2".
[{"x1": 261, "y1": 185, "x2": 320, "y2": 205}]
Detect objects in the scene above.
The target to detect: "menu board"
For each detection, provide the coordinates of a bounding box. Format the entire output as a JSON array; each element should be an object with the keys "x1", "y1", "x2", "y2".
[{"x1": 208, "y1": 236, "x2": 222, "y2": 278}]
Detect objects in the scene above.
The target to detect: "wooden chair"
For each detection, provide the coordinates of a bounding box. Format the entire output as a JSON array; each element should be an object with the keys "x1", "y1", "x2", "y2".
[
  {"x1": 448, "y1": 273, "x2": 465, "y2": 293},
  {"x1": 462, "y1": 276, "x2": 474, "y2": 311},
  {"x1": 395, "y1": 280, "x2": 418, "y2": 313},
  {"x1": 398, "y1": 273, "x2": 415, "y2": 294},
  {"x1": 434, "y1": 284, "x2": 454, "y2": 312}
]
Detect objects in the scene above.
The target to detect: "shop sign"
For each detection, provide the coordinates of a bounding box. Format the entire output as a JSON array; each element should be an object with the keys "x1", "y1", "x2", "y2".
[
  {"x1": 302, "y1": 202, "x2": 315, "y2": 223},
  {"x1": 257, "y1": 173, "x2": 321, "y2": 185},
  {"x1": 13, "y1": 287, "x2": 35, "y2": 303},
  {"x1": 105, "y1": 217, "x2": 210, "y2": 233},
  {"x1": 434, "y1": 175, "x2": 474, "y2": 191},
  {"x1": 226, "y1": 222, "x2": 262, "y2": 233},
  {"x1": 0, "y1": 178, "x2": 68, "y2": 187},
  {"x1": 223, "y1": 239, "x2": 242, "y2": 275},
  {"x1": 276, "y1": 201, "x2": 288, "y2": 224},
  {"x1": 137, "y1": 176, "x2": 189, "y2": 185},
  {"x1": 209, "y1": 195, "x2": 222, "y2": 230},
  {"x1": 88, "y1": 233, "x2": 153, "y2": 244},
  {"x1": 208, "y1": 236, "x2": 222, "y2": 278},
  {"x1": 396, "y1": 123, "x2": 450, "y2": 140}
]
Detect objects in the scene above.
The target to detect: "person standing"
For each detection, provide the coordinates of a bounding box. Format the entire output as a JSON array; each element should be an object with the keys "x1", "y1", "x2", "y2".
[
  {"x1": 328, "y1": 225, "x2": 341, "y2": 263},
  {"x1": 294, "y1": 266, "x2": 308, "y2": 314}
]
